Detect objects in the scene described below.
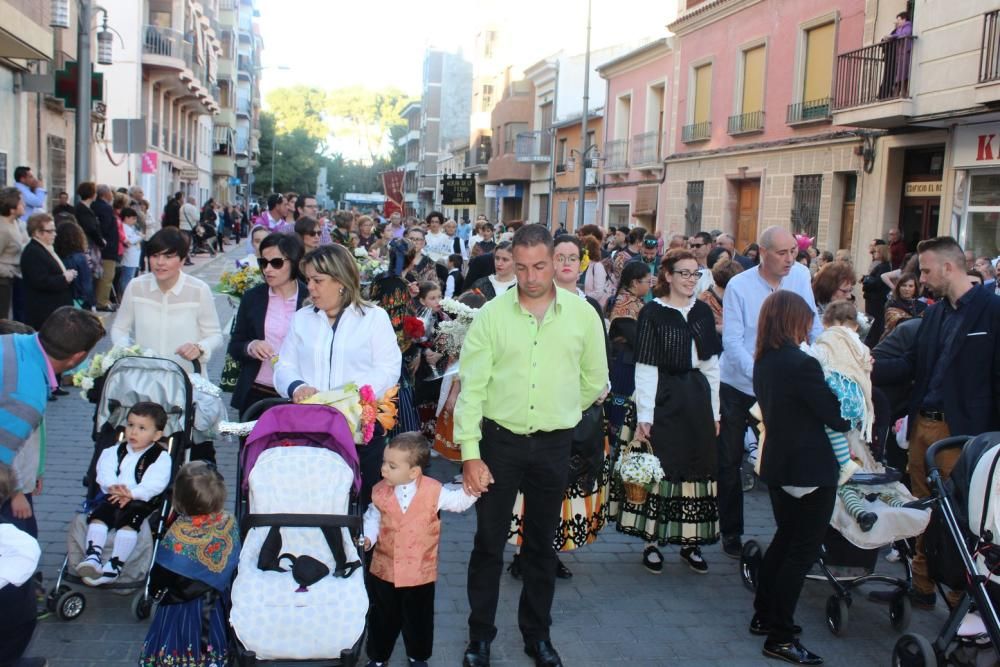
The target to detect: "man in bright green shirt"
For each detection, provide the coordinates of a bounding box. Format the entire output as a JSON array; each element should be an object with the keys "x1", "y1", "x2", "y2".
[{"x1": 456, "y1": 224, "x2": 607, "y2": 667}]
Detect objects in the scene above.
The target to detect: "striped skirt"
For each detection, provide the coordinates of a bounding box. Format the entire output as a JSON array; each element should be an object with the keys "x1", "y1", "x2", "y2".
[{"x1": 609, "y1": 477, "x2": 719, "y2": 546}]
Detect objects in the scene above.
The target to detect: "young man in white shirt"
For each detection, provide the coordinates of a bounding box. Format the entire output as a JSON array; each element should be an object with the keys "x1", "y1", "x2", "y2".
[{"x1": 423, "y1": 211, "x2": 453, "y2": 265}]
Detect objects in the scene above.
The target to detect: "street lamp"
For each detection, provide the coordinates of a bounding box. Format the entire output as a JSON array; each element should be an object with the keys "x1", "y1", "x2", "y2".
[{"x1": 576, "y1": 0, "x2": 593, "y2": 230}]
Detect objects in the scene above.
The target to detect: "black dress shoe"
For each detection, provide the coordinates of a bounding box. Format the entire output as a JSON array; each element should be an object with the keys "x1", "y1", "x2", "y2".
[
  {"x1": 462, "y1": 640, "x2": 490, "y2": 667},
  {"x1": 749, "y1": 613, "x2": 801, "y2": 636},
  {"x1": 508, "y1": 553, "x2": 522, "y2": 579},
  {"x1": 555, "y1": 557, "x2": 572, "y2": 579},
  {"x1": 642, "y1": 545, "x2": 663, "y2": 574},
  {"x1": 723, "y1": 536, "x2": 743, "y2": 559},
  {"x1": 762, "y1": 639, "x2": 823, "y2": 665},
  {"x1": 524, "y1": 640, "x2": 563, "y2": 667},
  {"x1": 52, "y1": 387, "x2": 69, "y2": 396}
]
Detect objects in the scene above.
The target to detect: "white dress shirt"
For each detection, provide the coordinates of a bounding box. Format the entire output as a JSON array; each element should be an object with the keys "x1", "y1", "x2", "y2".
[
  {"x1": 362, "y1": 479, "x2": 477, "y2": 545},
  {"x1": 110, "y1": 271, "x2": 223, "y2": 373},
  {"x1": 273, "y1": 303, "x2": 402, "y2": 399},
  {"x1": 0, "y1": 523, "x2": 41, "y2": 588},
  {"x1": 95, "y1": 443, "x2": 172, "y2": 502},
  {"x1": 634, "y1": 298, "x2": 721, "y2": 424}
]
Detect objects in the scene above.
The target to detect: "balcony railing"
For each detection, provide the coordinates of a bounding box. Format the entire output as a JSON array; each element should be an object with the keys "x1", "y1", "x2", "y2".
[
  {"x1": 515, "y1": 131, "x2": 551, "y2": 163},
  {"x1": 787, "y1": 98, "x2": 832, "y2": 124},
  {"x1": 681, "y1": 121, "x2": 711, "y2": 143},
  {"x1": 727, "y1": 111, "x2": 764, "y2": 135},
  {"x1": 980, "y1": 9, "x2": 1000, "y2": 83},
  {"x1": 604, "y1": 138, "x2": 629, "y2": 171},
  {"x1": 833, "y1": 36, "x2": 914, "y2": 110},
  {"x1": 631, "y1": 131, "x2": 662, "y2": 167},
  {"x1": 220, "y1": 0, "x2": 236, "y2": 9},
  {"x1": 142, "y1": 25, "x2": 183, "y2": 59},
  {"x1": 465, "y1": 138, "x2": 492, "y2": 169}
]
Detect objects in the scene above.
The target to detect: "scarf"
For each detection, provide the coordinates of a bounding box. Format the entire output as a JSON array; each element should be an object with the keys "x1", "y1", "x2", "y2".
[
  {"x1": 812, "y1": 326, "x2": 875, "y2": 442},
  {"x1": 157, "y1": 512, "x2": 240, "y2": 591},
  {"x1": 40, "y1": 240, "x2": 67, "y2": 272}
]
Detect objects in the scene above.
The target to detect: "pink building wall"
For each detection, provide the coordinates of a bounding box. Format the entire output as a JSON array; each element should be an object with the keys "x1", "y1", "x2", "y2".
[
  {"x1": 670, "y1": 0, "x2": 866, "y2": 156},
  {"x1": 601, "y1": 46, "x2": 673, "y2": 230}
]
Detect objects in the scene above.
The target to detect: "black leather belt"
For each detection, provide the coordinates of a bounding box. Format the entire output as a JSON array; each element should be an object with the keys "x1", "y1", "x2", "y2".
[{"x1": 919, "y1": 408, "x2": 945, "y2": 422}]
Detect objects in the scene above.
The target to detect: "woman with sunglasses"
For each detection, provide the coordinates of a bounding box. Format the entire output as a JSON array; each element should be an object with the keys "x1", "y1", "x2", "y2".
[
  {"x1": 227, "y1": 233, "x2": 307, "y2": 413},
  {"x1": 611, "y1": 249, "x2": 722, "y2": 575},
  {"x1": 294, "y1": 216, "x2": 322, "y2": 253}
]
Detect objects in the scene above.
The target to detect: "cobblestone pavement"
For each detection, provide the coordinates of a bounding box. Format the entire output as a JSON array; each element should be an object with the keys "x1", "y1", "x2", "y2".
[{"x1": 25, "y1": 243, "x2": 947, "y2": 666}]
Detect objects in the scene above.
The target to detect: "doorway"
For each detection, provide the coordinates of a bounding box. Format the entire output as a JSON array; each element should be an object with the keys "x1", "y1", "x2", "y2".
[
  {"x1": 735, "y1": 180, "x2": 760, "y2": 251},
  {"x1": 899, "y1": 197, "x2": 940, "y2": 253}
]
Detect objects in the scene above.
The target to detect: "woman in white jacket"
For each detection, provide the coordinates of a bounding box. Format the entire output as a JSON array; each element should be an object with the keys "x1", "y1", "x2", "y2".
[{"x1": 274, "y1": 243, "x2": 401, "y2": 504}]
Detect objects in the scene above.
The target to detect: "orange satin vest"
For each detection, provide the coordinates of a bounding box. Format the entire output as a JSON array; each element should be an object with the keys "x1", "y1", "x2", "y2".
[{"x1": 370, "y1": 476, "x2": 442, "y2": 587}]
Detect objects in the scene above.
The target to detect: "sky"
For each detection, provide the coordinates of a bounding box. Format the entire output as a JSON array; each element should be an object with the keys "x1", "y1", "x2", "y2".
[{"x1": 257, "y1": 0, "x2": 680, "y2": 103}]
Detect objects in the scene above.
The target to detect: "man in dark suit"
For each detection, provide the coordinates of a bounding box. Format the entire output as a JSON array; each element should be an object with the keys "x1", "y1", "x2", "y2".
[
  {"x1": 73, "y1": 182, "x2": 104, "y2": 252},
  {"x1": 873, "y1": 236, "x2": 1000, "y2": 609},
  {"x1": 91, "y1": 185, "x2": 120, "y2": 311},
  {"x1": 162, "y1": 192, "x2": 182, "y2": 229}
]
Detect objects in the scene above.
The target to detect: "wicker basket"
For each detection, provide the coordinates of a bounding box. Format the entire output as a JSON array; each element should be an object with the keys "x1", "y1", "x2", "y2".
[
  {"x1": 617, "y1": 437, "x2": 657, "y2": 505},
  {"x1": 623, "y1": 481, "x2": 649, "y2": 505}
]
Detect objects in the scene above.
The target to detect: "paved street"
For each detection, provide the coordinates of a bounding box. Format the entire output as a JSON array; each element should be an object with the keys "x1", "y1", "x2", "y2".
[{"x1": 24, "y1": 244, "x2": 946, "y2": 666}]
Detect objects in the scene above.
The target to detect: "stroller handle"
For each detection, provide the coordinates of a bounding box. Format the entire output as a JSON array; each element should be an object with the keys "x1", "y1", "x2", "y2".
[
  {"x1": 191, "y1": 359, "x2": 201, "y2": 375},
  {"x1": 925, "y1": 435, "x2": 970, "y2": 481}
]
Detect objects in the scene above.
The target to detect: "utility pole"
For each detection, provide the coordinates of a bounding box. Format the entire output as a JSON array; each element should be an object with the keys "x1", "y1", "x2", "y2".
[
  {"x1": 74, "y1": 0, "x2": 93, "y2": 192},
  {"x1": 576, "y1": 0, "x2": 592, "y2": 231}
]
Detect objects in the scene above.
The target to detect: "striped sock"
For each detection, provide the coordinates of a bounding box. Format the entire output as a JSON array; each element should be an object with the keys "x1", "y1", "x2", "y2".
[
  {"x1": 825, "y1": 427, "x2": 851, "y2": 467},
  {"x1": 839, "y1": 486, "x2": 867, "y2": 520}
]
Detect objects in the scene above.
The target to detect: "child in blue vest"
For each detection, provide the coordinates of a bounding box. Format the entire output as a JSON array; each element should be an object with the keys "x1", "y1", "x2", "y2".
[{"x1": 76, "y1": 401, "x2": 171, "y2": 585}]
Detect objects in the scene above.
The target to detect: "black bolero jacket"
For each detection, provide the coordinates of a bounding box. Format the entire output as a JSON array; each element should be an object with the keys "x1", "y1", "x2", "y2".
[
  {"x1": 227, "y1": 281, "x2": 308, "y2": 412},
  {"x1": 753, "y1": 344, "x2": 851, "y2": 487}
]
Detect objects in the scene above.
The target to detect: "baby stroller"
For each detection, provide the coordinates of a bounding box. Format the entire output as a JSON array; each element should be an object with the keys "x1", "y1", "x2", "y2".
[
  {"x1": 891, "y1": 434, "x2": 1000, "y2": 666},
  {"x1": 229, "y1": 402, "x2": 368, "y2": 666},
  {"x1": 46, "y1": 356, "x2": 195, "y2": 622},
  {"x1": 742, "y1": 428, "x2": 931, "y2": 637}
]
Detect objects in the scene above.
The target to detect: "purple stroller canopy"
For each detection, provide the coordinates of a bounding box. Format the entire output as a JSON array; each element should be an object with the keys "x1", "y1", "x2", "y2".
[{"x1": 242, "y1": 404, "x2": 361, "y2": 494}]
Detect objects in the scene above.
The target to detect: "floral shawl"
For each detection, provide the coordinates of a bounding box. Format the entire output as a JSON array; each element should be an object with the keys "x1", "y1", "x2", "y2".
[{"x1": 157, "y1": 512, "x2": 240, "y2": 592}]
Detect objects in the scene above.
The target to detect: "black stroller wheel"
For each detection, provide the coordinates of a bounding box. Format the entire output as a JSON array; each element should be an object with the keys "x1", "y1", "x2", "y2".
[
  {"x1": 56, "y1": 590, "x2": 86, "y2": 621},
  {"x1": 740, "y1": 540, "x2": 762, "y2": 592},
  {"x1": 131, "y1": 591, "x2": 153, "y2": 621},
  {"x1": 825, "y1": 595, "x2": 849, "y2": 636},
  {"x1": 45, "y1": 585, "x2": 69, "y2": 613},
  {"x1": 892, "y1": 632, "x2": 938, "y2": 667},
  {"x1": 889, "y1": 591, "x2": 912, "y2": 632}
]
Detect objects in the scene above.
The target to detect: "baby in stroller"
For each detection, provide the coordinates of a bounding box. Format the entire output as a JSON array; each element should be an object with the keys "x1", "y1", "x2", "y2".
[
  {"x1": 76, "y1": 402, "x2": 171, "y2": 585},
  {"x1": 811, "y1": 302, "x2": 912, "y2": 531}
]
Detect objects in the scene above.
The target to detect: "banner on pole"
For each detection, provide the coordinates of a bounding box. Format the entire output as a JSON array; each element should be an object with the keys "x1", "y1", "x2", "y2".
[
  {"x1": 141, "y1": 151, "x2": 158, "y2": 174},
  {"x1": 441, "y1": 174, "x2": 476, "y2": 205},
  {"x1": 381, "y1": 170, "x2": 404, "y2": 216}
]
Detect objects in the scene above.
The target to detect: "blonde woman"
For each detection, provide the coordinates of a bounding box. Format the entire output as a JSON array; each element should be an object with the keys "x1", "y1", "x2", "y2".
[{"x1": 273, "y1": 243, "x2": 401, "y2": 505}]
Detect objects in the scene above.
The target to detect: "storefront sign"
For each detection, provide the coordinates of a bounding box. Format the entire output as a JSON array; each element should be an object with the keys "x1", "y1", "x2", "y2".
[
  {"x1": 904, "y1": 181, "x2": 943, "y2": 197},
  {"x1": 953, "y1": 125, "x2": 1000, "y2": 168}
]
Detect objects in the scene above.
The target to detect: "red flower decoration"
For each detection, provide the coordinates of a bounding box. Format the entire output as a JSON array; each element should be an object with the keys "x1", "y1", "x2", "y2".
[{"x1": 403, "y1": 316, "x2": 425, "y2": 340}]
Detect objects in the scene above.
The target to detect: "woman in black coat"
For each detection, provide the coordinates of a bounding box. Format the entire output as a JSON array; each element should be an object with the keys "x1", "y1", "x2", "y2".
[
  {"x1": 227, "y1": 233, "x2": 307, "y2": 414},
  {"x1": 20, "y1": 213, "x2": 75, "y2": 331},
  {"x1": 751, "y1": 291, "x2": 851, "y2": 666}
]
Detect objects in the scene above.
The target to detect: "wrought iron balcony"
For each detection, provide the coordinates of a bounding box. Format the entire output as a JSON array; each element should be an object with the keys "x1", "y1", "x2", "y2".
[
  {"x1": 727, "y1": 111, "x2": 764, "y2": 135},
  {"x1": 833, "y1": 36, "x2": 914, "y2": 110},
  {"x1": 681, "y1": 121, "x2": 711, "y2": 143},
  {"x1": 142, "y1": 25, "x2": 183, "y2": 60},
  {"x1": 604, "y1": 138, "x2": 629, "y2": 171},
  {"x1": 981, "y1": 9, "x2": 1000, "y2": 83},
  {"x1": 515, "y1": 131, "x2": 551, "y2": 164},
  {"x1": 631, "y1": 131, "x2": 662, "y2": 168},
  {"x1": 787, "y1": 98, "x2": 832, "y2": 124},
  {"x1": 465, "y1": 137, "x2": 492, "y2": 171}
]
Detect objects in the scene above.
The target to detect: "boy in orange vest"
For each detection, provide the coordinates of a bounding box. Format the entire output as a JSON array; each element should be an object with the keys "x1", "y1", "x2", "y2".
[{"x1": 363, "y1": 432, "x2": 477, "y2": 667}]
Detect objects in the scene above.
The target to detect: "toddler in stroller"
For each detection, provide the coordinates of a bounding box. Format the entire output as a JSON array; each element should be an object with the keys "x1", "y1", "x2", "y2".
[{"x1": 76, "y1": 401, "x2": 171, "y2": 586}]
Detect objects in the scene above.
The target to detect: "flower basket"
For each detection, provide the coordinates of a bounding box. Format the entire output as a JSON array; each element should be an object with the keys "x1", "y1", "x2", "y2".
[{"x1": 615, "y1": 437, "x2": 664, "y2": 506}]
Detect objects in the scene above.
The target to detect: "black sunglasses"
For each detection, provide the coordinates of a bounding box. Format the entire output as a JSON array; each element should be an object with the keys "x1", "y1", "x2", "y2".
[
  {"x1": 258, "y1": 257, "x2": 286, "y2": 270},
  {"x1": 643, "y1": 240, "x2": 658, "y2": 248}
]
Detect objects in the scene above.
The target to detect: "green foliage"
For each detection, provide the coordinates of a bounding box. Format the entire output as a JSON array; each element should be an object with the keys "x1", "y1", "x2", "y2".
[{"x1": 253, "y1": 85, "x2": 417, "y2": 200}]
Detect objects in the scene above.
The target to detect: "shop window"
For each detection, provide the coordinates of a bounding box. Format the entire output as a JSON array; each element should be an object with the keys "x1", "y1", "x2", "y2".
[
  {"x1": 965, "y1": 173, "x2": 1000, "y2": 257},
  {"x1": 791, "y1": 174, "x2": 823, "y2": 238}
]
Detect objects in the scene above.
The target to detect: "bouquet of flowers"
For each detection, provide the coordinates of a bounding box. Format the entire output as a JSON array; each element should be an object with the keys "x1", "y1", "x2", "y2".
[
  {"x1": 615, "y1": 438, "x2": 665, "y2": 504},
  {"x1": 403, "y1": 316, "x2": 426, "y2": 343},
  {"x1": 435, "y1": 297, "x2": 479, "y2": 357},
  {"x1": 215, "y1": 265, "x2": 263, "y2": 298},
  {"x1": 354, "y1": 247, "x2": 388, "y2": 283},
  {"x1": 72, "y1": 344, "x2": 154, "y2": 399}
]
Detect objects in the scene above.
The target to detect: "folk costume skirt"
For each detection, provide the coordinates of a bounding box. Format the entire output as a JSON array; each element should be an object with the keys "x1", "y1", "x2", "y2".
[{"x1": 610, "y1": 370, "x2": 720, "y2": 546}]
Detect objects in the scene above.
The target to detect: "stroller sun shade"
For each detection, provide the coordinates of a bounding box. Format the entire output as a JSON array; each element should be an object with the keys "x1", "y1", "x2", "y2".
[
  {"x1": 95, "y1": 356, "x2": 193, "y2": 438},
  {"x1": 241, "y1": 404, "x2": 361, "y2": 494}
]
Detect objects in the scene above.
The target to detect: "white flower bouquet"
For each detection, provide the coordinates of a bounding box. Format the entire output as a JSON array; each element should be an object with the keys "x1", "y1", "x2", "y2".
[
  {"x1": 435, "y1": 298, "x2": 480, "y2": 358},
  {"x1": 615, "y1": 439, "x2": 664, "y2": 504},
  {"x1": 354, "y1": 251, "x2": 388, "y2": 283},
  {"x1": 72, "y1": 345, "x2": 155, "y2": 400}
]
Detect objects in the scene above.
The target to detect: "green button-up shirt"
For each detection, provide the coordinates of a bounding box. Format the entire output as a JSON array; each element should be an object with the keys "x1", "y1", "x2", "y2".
[{"x1": 454, "y1": 285, "x2": 609, "y2": 460}]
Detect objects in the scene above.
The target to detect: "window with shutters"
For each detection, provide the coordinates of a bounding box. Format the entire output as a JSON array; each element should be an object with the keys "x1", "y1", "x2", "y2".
[
  {"x1": 803, "y1": 23, "x2": 835, "y2": 104},
  {"x1": 685, "y1": 181, "x2": 704, "y2": 237},
  {"x1": 537, "y1": 194, "x2": 549, "y2": 227},
  {"x1": 693, "y1": 64, "x2": 712, "y2": 125},
  {"x1": 558, "y1": 200, "x2": 568, "y2": 226},
  {"x1": 741, "y1": 45, "x2": 766, "y2": 114},
  {"x1": 608, "y1": 204, "x2": 630, "y2": 228},
  {"x1": 635, "y1": 184, "x2": 658, "y2": 216},
  {"x1": 791, "y1": 175, "x2": 823, "y2": 239}
]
